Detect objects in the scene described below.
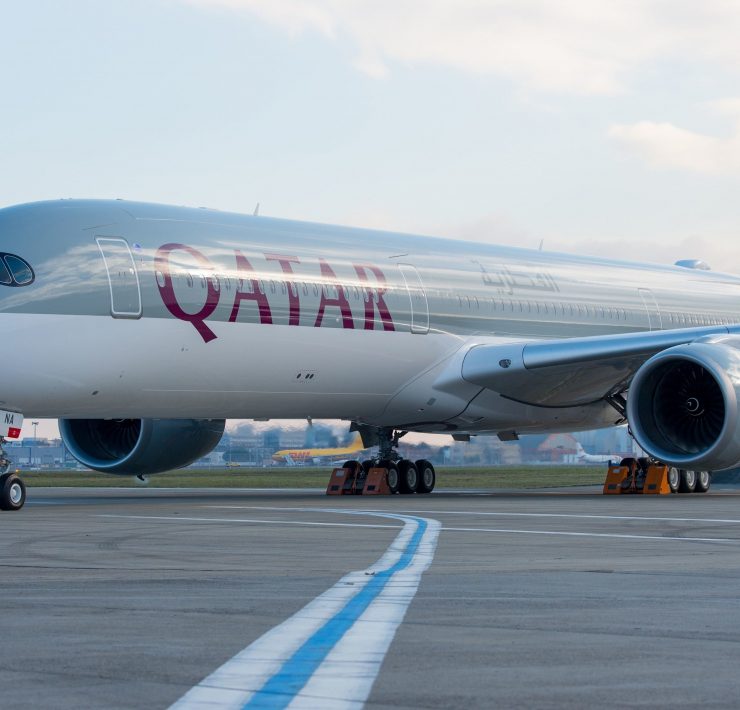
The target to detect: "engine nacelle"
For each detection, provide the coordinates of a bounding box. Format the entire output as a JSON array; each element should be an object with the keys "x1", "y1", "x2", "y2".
[
  {"x1": 627, "y1": 340, "x2": 740, "y2": 470},
  {"x1": 59, "y1": 418, "x2": 225, "y2": 475}
]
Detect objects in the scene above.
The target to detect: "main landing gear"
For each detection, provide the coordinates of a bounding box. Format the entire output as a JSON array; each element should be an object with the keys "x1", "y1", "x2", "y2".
[
  {"x1": 341, "y1": 428, "x2": 436, "y2": 495},
  {"x1": 0, "y1": 437, "x2": 25, "y2": 511},
  {"x1": 654, "y1": 462, "x2": 712, "y2": 494},
  {"x1": 604, "y1": 457, "x2": 711, "y2": 495}
]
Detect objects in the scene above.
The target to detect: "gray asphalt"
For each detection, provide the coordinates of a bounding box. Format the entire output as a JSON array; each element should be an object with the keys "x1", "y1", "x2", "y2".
[{"x1": 4, "y1": 485, "x2": 740, "y2": 708}]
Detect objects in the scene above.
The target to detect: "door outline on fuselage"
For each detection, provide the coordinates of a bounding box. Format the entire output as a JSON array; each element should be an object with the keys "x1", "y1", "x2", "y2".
[
  {"x1": 638, "y1": 287, "x2": 662, "y2": 331},
  {"x1": 397, "y1": 264, "x2": 429, "y2": 334},
  {"x1": 96, "y1": 237, "x2": 143, "y2": 319}
]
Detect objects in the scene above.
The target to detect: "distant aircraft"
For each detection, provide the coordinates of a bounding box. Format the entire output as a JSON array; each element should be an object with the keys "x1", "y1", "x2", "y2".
[
  {"x1": 272, "y1": 433, "x2": 366, "y2": 465},
  {"x1": 574, "y1": 442, "x2": 617, "y2": 464},
  {"x1": 0, "y1": 198, "x2": 735, "y2": 509}
]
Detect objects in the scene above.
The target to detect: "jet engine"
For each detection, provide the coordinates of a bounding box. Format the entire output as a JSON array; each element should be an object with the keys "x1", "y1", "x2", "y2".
[
  {"x1": 59, "y1": 418, "x2": 225, "y2": 475},
  {"x1": 627, "y1": 340, "x2": 740, "y2": 471}
]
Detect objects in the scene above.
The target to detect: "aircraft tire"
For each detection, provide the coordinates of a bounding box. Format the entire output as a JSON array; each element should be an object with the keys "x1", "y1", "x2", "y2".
[
  {"x1": 383, "y1": 461, "x2": 400, "y2": 494},
  {"x1": 398, "y1": 460, "x2": 419, "y2": 494},
  {"x1": 679, "y1": 469, "x2": 697, "y2": 493},
  {"x1": 695, "y1": 470, "x2": 711, "y2": 493},
  {"x1": 0, "y1": 473, "x2": 26, "y2": 511},
  {"x1": 667, "y1": 467, "x2": 681, "y2": 493},
  {"x1": 415, "y1": 459, "x2": 435, "y2": 494}
]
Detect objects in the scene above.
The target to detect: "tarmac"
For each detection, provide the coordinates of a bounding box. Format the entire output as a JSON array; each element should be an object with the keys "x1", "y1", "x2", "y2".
[{"x1": 4, "y1": 484, "x2": 740, "y2": 708}]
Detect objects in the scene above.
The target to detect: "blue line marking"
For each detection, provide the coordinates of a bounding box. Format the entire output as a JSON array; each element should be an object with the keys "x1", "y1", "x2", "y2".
[{"x1": 243, "y1": 517, "x2": 428, "y2": 709}]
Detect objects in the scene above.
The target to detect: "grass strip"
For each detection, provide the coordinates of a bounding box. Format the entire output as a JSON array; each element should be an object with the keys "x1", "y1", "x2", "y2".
[{"x1": 18, "y1": 465, "x2": 605, "y2": 489}]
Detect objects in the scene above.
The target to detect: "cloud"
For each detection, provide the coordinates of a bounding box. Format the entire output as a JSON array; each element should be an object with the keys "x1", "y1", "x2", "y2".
[
  {"x1": 708, "y1": 98, "x2": 740, "y2": 117},
  {"x1": 184, "y1": 0, "x2": 740, "y2": 95},
  {"x1": 440, "y1": 213, "x2": 740, "y2": 274},
  {"x1": 556, "y1": 235, "x2": 740, "y2": 275},
  {"x1": 610, "y1": 101, "x2": 740, "y2": 175}
]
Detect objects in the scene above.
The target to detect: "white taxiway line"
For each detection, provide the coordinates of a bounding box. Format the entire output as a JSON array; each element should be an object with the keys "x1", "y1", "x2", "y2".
[
  {"x1": 208, "y1": 505, "x2": 740, "y2": 526},
  {"x1": 392, "y1": 509, "x2": 740, "y2": 525},
  {"x1": 96, "y1": 514, "x2": 399, "y2": 530},
  {"x1": 98, "y1": 513, "x2": 737, "y2": 544},
  {"x1": 166, "y1": 510, "x2": 441, "y2": 710},
  {"x1": 201, "y1": 507, "x2": 738, "y2": 543},
  {"x1": 441, "y1": 526, "x2": 735, "y2": 543}
]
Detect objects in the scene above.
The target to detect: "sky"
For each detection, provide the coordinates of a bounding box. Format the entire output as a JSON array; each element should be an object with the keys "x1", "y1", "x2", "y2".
[{"x1": 3, "y1": 0, "x2": 740, "y2": 439}]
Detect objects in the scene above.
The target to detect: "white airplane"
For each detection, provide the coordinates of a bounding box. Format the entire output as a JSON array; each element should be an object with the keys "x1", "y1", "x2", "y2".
[
  {"x1": 0, "y1": 199, "x2": 735, "y2": 509},
  {"x1": 574, "y1": 442, "x2": 617, "y2": 464}
]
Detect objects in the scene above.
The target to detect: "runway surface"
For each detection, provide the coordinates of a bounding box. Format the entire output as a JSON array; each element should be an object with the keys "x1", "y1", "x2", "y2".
[{"x1": 4, "y1": 485, "x2": 740, "y2": 708}]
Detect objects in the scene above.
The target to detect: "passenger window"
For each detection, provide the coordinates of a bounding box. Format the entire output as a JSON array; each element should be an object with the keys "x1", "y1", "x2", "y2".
[{"x1": 4, "y1": 255, "x2": 33, "y2": 285}]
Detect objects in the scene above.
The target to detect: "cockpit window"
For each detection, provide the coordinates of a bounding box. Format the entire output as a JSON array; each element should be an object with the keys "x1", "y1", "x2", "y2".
[
  {"x1": 0, "y1": 254, "x2": 35, "y2": 287},
  {"x1": 0, "y1": 259, "x2": 11, "y2": 285}
]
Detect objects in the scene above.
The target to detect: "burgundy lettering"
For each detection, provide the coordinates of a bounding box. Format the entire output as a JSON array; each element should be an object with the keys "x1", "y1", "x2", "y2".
[
  {"x1": 155, "y1": 243, "x2": 220, "y2": 343},
  {"x1": 314, "y1": 259, "x2": 354, "y2": 329},
  {"x1": 229, "y1": 251, "x2": 273, "y2": 324},
  {"x1": 265, "y1": 253, "x2": 300, "y2": 326},
  {"x1": 353, "y1": 264, "x2": 395, "y2": 331}
]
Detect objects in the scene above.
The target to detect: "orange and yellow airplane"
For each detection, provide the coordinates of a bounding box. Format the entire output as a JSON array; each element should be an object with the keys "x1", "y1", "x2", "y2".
[{"x1": 272, "y1": 433, "x2": 365, "y2": 465}]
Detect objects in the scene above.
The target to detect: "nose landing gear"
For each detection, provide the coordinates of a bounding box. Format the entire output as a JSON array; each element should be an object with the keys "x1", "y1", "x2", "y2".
[{"x1": 0, "y1": 437, "x2": 25, "y2": 511}]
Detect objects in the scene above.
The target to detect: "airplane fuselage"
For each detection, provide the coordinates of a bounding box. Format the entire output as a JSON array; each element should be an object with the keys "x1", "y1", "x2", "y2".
[{"x1": 1, "y1": 200, "x2": 739, "y2": 436}]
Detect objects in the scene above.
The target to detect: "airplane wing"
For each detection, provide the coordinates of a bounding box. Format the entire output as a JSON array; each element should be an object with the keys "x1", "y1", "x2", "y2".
[{"x1": 461, "y1": 324, "x2": 740, "y2": 408}]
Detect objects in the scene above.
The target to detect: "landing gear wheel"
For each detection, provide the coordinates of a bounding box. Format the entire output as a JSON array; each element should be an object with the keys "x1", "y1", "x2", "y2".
[
  {"x1": 0, "y1": 473, "x2": 26, "y2": 511},
  {"x1": 415, "y1": 459, "x2": 436, "y2": 494},
  {"x1": 383, "y1": 461, "x2": 400, "y2": 494},
  {"x1": 695, "y1": 470, "x2": 711, "y2": 493},
  {"x1": 398, "y1": 460, "x2": 419, "y2": 494},
  {"x1": 679, "y1": 469, "x2": 697, "y2": 493},
  {"x1": 667, "y1": 467, "x2": 681, "y2": 493}
]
